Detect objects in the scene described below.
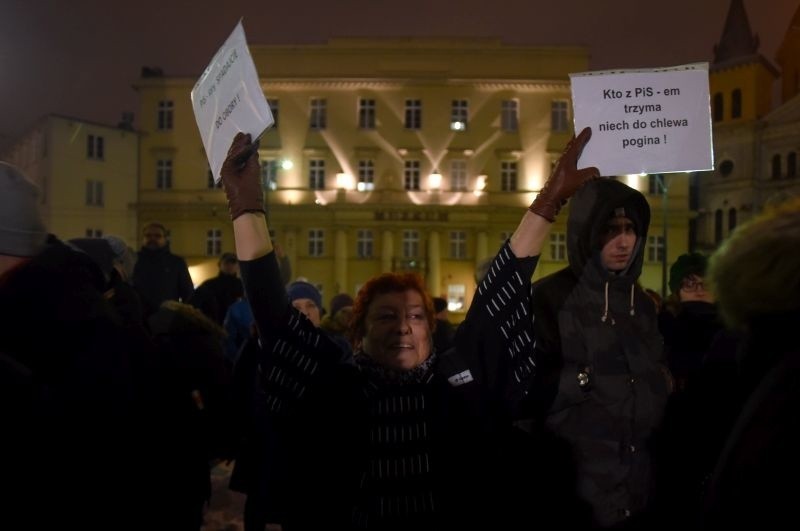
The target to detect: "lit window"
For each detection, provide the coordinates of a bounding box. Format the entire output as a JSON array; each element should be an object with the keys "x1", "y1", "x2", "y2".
[
  {"x1": 451, "y1": 100, "x2": 468, "y2": 131},
  {"x1": 358, "y1": 160, "x2": 374, "y2": 191},
  {"x1": 447, "y1": 284, "x2": 466, "y2": 313},
  {"x1": 550, "y1": 232, "x2": 566, "y2": 261},
  {"x1": 647, "y1": 235, "x2": 665, "y2": 263}
]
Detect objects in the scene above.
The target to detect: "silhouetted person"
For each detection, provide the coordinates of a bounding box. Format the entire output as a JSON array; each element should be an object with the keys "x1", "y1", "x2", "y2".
[{"x1": 132, "y1": 222, "x2": 194, "y2": 317}]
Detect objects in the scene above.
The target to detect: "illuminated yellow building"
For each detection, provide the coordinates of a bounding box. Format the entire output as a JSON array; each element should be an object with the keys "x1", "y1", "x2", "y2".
[
  {"x1": 135, "y1": 38, "x2": 688, "y2": 314},
  {"x1": 1, "y1": 114, "x2": 139, "y2": 244}
]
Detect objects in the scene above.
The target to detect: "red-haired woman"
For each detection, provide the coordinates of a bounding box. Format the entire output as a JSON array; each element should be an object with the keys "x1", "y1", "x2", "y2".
[{"x1": 222, "y1": 129, "x2": 597, "y2": 531}]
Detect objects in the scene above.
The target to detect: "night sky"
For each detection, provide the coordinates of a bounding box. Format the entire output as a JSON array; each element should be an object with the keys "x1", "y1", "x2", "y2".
[{"x1": 1, "y1": 0, "x2": 796, "y2": 150}]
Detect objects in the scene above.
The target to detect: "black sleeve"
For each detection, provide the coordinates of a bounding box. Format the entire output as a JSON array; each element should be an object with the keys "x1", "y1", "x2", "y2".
[
  {"x1": 238, "y1": 251, "x2": 342, "y2": 415},
  {"x1": 454, "y1": 241, "x2": 540, "y2": 409}
]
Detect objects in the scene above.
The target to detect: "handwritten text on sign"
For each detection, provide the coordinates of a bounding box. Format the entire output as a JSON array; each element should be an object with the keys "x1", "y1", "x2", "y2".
[
  {"x1": 191, "y1": 20, "x2": 274, "y2": 183},
  {"x1": 570, "y1": 63, "x2": 713, "y2": 176}
]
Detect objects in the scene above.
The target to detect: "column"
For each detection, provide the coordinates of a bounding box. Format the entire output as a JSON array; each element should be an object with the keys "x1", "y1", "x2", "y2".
[
  {"x1": 427, "y1": 230, "x2": 441, "y2": 297},
  {"x1": 335, "y1": 229, "x2": 347, "y2": 293},
  {"x1": 381, "y1": 230, "x2": 393, "y2": 273}
]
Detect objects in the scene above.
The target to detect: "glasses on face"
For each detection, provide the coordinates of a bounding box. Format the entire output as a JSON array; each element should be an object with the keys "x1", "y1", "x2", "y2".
[{"x1": 681, "y1": 279, "x2": 706, "y2": 292}]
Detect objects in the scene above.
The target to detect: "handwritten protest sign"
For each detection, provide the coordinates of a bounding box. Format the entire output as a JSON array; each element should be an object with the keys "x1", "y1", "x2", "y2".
[
  {"x1": 570, "y1": 63, "x2": 713, "y2": 176},
  {"x1": 191, "y1": 20, "x2": 274, "y2": 183}
]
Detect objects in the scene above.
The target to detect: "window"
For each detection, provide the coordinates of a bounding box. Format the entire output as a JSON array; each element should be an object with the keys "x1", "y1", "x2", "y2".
[
  {"x1": 772, "y1": 154, "x2": 782, "y2": 179},
  {"x1": 714, "y1": 209, "x2": 723, "y2": 244},
  {"x1": 550, "y1": 232, "x2": 566, "y2": 261},
  {"x1": 310, "y1": 98, "x2": 327, "y2": 130},
  {"x1": 405, "y1": 99, "x2": 422, "y2": 129},
  {"x1": 404, "y1": 160, "x2": 420, "y2": 191},
  {"x1": 357, "y1": 160, "x2": 374, "y2": 191},
  {"x1": 450, "y1": 159, "x2": 467, "y2": 191},
  {"x1": 85, "y1": 180, "x2": 104, "y2": 206},
  {"x1": 206, "y1": 228, "x2": 222, "y2": 256},
  {"x1": 731, "y1": 89, "x2": 742, "y2": 119},
  {"x1": 308, "y1": 229, "x2": 324, "y2": 257},
  {"x1": 359, "y1": 99, "x2": 376, "y2": 129},
  {"x1": 551, "y1": 100, "x2": 569, "y2": 132},
  {"x1": 647, "y1": 235, "x2": 665, "y2": 263},
  {"x1": 157, "y1": 100, "x2": 174, "y2": 130},
  {"x1": 449, "y1": 231, "x2": 467, "y2": 259},
  {"x1": 357, "y1": 229, "x2": 373, "y2": 258},
  {"x1": 451, "y1": 100, "x2": 468, "y2": 131},
  {"x1": 788, "y1": 152, "x2": 797, "y2": 178},
  {"x1": 402, "y1": 230, "x2": 419, "y2": 258},
  {"x1": 501, "y1": 99, "x2": 518, "y2": 132},
  {"x1": 207, "y1": 168, "x2": 222, "y2": 189},
  {"x1": 309, "y1": 159, "x2": 325, "y2": 190},
  {"x1": 156, "y1": 159, "x2": 173, "y2": 189},
  {"x1": 501, "y1": 161, "x2": 517, "y2": 191},
  {"x1": 268, "y1": 99, "x2": 279, "y2": 128},
  {"x1": 85, "y1": 228, "x2": 103, "y2": 238},
  {"x1": 713, "y1": 93, "x2": 724, "y2": 122},
  {"x1": 728, "y1": 208, "x2": 737, "y2": 232},
  {"x1": 447, "y1": 284, "x2": 466, "y2": 313},
  {"x1": 261, "y1": 159, "x2": 278, "y2": 190},
  {"x1": 87, "y1": 135, "x2": 104, "y2": 160}
]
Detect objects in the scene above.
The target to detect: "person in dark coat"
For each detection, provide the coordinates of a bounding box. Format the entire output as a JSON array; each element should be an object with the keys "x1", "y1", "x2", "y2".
[
  {"x1": 132, "y1": 221, "x2": 194, "y2": 317},
  {"x1": 190, "y1": 252, "x2": 244, "y2": 326},
  {"x1": 0, "y1": 162, "x2": 152, "y2": 529},
  {"x1": 431, "y1": 297, "x2": 455, "y2": 354},
  {"x1": 526, "y1": 177, "x2": 671, "y2": 528},
  {"x1": 219, "y1": 128, "x2": 597, "y2": 530},
  {"x1": 701, "y1": 197, "x2": 800, "y2": 530}
]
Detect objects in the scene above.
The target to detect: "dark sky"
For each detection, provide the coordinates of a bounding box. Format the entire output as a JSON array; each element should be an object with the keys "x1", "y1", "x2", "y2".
[{"x1": 1, "y1": 0, "x2": 796, "y2": 150}]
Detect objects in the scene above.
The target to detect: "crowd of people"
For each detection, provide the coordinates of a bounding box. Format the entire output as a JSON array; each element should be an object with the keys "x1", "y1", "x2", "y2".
[{"x1": 1, "y1": 120, "x2": 798, "y2": 530}]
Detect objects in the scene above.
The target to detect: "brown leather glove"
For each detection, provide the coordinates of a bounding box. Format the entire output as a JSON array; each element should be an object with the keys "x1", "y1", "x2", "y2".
[
  {"x1": 221, "y1": 132, "x2": 264, "y2": 220},
  {"x1": 529, "y1": 127, "x2": 600, "y2": 222}
]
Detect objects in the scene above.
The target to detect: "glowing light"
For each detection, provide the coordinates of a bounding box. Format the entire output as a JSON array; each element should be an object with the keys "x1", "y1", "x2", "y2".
[
  {"x1": 428, "y1": 170, "x2": 442, "y2": 190},
  {"x1": 336, "y1": 172, "x2": 355, "y2": 190},
  {"x1": 450, "y1": 121, "x2": 465, "y2": 131},
  {"x1": 280, "y1": 159, "x2": 294, "y2": 170},
  {"x1": 397, "y1": 148, "x2": 408, "y2": 156},
  {"x1": 463, "y1": 149, "x2": 474, "y2": 157},
  {"x1": 473, "y1": 175, "x2": 487, "y2": 197},
  {"x1": 357, "y1": 182, "x2": 375, "y2": 192}
]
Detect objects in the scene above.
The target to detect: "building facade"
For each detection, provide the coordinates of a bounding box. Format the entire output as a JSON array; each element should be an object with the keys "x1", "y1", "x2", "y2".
[
  {"x1": 135, "y1": 38, "x2": 689, "y2": 314},
  {"x1": 695, "y1": 0, "x2": 800, "y2": 251},
  {"x1": 2, "y1": 114, "x2": 139, "y2": 245}
]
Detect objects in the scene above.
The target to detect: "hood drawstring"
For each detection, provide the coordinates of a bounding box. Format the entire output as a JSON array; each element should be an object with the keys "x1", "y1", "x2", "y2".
[
  {"x1": 601, "y1": 281, "x2": 615, "y2": 325},
  {"x1": 601, "y1": 281, "x2": 636, "y2": 323},
  {"x1": 629, "y1": 284, "x2": 636, "y2": 316}
]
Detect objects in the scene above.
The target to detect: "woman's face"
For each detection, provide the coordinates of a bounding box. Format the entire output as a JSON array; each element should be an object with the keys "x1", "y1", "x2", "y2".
[
  {"x1": 679, "y1": 274, "x2": 715, "y2": 303},
  {"x1": 360, "y1": 289, "x2": 432, "y2": 371}
]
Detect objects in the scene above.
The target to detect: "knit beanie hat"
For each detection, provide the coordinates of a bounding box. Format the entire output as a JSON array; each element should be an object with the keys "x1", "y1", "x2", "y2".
[
  {"x1": 0, "y1": 162, "x2": 48, "y2": 257},
  {"x1": 287, "y1": 281, "x2": 322, "y2": 309},
  {"x1": 669, "y1": 252, "x2": 709, "y2": 293},
  {"x1": 329, "y1": 293, "x2": 354, "y2": 317}
]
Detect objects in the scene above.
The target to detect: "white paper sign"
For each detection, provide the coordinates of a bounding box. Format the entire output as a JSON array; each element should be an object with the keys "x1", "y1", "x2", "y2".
[
  {"x1": 191, "y1": 20, "x2": 274, "y2": 183},
  {"x1": 570, "y1": 63, "x2": 713, "y2": 176}
]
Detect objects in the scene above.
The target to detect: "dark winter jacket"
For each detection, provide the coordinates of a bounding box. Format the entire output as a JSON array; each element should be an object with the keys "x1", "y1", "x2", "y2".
[
  {"x1": 529, "y1": 179, "x2": 670, "y2": 528},
  {"x1": 239, "y1": 243, "x2": 542, "y2": 530},
  {"x1": 132, "y1": 244, "x2": 194, "y2": 316}
]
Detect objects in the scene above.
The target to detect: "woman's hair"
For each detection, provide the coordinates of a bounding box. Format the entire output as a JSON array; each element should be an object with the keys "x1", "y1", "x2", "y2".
[
  {"x1": 709, "y1": 197, "x2": 800, "y2": 331},
  {"x1": 347, "y1": 272, "x2": 435, "y2": 346}
]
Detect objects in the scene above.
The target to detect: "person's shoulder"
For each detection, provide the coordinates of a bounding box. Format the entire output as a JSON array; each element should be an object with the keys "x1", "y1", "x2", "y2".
[{"x1": 533, "y1": 267, "x2": 576, "y2": 295}]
